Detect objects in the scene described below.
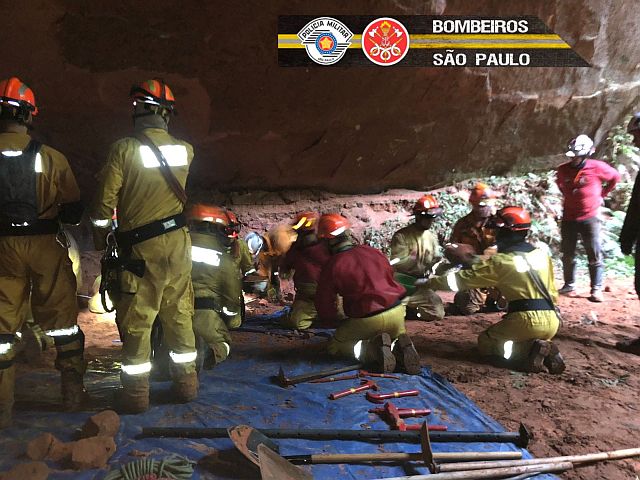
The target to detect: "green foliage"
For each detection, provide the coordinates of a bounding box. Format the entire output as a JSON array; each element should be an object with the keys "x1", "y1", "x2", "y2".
[{"x1": 601, "y1": 117, "x2": 640, "y2": 167}]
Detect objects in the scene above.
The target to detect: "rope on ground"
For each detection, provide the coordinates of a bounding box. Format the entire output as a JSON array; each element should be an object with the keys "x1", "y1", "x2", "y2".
[{"x1": 103, "y1": 455, "x2": 194, "y2": 480}]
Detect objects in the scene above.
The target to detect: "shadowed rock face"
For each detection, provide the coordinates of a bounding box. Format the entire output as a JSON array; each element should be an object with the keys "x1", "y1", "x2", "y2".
[{"x1": 0, "y1": 0, "x2": 638, "y2": 194}]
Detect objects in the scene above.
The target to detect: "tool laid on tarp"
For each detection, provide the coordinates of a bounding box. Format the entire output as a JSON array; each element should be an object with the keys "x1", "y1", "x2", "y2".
[
  {"x1": 370, "y1": 402, "x2": 447, "y2": 431},
  {"x1": 227, "y1": 424, "x2": 523, "y2": 467},
  {"x1": 276, "y1": 364, "x2": 362, "y2": 387},
  {"x1": 141, "y1": 422, "x2": 531, "y2": 447},
  {"x1": 329, "y1": 379, "x2": 378, "y2": 400},
  {"x1": 366, "y1": 389, "x2": 420, "y2": 403},
  {"x1": 309, "y1": 369, "x2": 399, "y2": 383}
]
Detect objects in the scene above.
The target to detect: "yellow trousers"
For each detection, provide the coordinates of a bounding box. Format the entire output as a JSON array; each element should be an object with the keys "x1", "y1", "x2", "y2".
[
  {"x1": 328, "y1": 303, "x2": 407, "y2": 358},
  {"x1": 0, "y1": 234, "x2": 82, "y2": 414},
  {"x1": 115, "y1": 228, "x2": 196, "y2": 376},
  {"x1": 280, "y1": 283, "x2": 318, "y2": 330},
  {"x1": 192, "y1": 308, "x2": 231, "y2": 364},
  {"x1": 477, "y1": 310, "x2": 560, "y2": 361}
]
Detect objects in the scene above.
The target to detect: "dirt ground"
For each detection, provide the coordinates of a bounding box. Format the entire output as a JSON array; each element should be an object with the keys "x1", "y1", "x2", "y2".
[{"x1": 41, "y1": 273, "x2": 640, "y2": 479}]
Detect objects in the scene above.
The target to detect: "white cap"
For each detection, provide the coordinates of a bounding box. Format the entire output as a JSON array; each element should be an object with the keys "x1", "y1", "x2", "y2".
[
  {"x1": 566, "y1": 134, "x2": 594, "y2": 157},
  {"x1": 245, "y1": 232, "x2": 264, "y2": 255}
]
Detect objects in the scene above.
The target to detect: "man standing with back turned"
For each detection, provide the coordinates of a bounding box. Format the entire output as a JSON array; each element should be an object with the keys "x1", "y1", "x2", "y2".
[{"x1": 91, "y1": 79, "x2": 198, "y2": 413}]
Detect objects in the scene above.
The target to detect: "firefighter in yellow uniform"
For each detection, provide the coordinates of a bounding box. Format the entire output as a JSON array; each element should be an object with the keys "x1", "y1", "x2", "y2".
[
  {"x1": 426, "y1": 207, "x2": 565, "y2": 374},
  {"x1": 188, "y1": 204, "x2": 252, "y2": 366},
  {"x1": 0, "y1": 77, "x2": 86, "y2": 427},
  {"x1": 390, "y1": 194, "x2": 445, "y2": 321},
  {"x1": 91, "y1": 79, "x2": 198, "y2": 413},
  {"x1": 450, "y1": 183, "x2": 503, "y2": 314}
]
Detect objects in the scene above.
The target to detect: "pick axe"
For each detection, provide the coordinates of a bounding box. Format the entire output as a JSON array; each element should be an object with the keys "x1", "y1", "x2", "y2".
[{"x1": 227, "y1": 425, "x2": 523, "y2": 467}]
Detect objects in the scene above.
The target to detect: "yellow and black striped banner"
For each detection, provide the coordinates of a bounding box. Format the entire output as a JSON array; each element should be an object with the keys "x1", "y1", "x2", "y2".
[{"x1": 278, "y1": 15, "x2": 589, "y2": 67}]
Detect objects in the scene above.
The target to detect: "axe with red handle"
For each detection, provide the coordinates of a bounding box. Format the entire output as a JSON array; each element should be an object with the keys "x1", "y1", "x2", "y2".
[
  {"x1": 373, "y1": 402, "x2": 448, "y2": 432},
  {"x1": 368, "y1": 406, "x2": 431, "y2": 417},
  {"x1": 329, "y1": 379, "x2": 378, "y2": 400}
]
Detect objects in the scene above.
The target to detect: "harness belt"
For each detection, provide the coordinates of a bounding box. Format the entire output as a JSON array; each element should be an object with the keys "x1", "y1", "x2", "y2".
[
  {"x1": 507, "y1": 298, "x2": 554, "y2": 313},
  {"x1": 116, "y1": 212, "x2": 186, "y2": 251},
  {"x1": 0, "y1": 218, "x2": 59, "y2": 236},
  {"x1": 194, "y1": 297, "x2": 219, "y2": 311}
]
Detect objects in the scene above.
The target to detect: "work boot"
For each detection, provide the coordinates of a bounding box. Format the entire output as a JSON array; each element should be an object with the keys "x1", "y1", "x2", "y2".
[
  {"x1": 521, "y1": 340, "x2": 551, "y2": 373},
  {"x1": 558, "y1": 284, "x2": 576, "y2": 297},
  {"x1": 543, "y1": 342, "x2": 566, "y2": 375},
  {"x1": 61, "y1": 370, "x2": 90, "y2": 411},
  {"x1": 361, "y1": 333, "x2": 396, "y2": 374},
  {"x1": 172, "y1": 372, "x2": 199, "y2": 403},
  {"x1": 392, "y1": 333, "x2": 421, "y2": 375},
  {"x1": 616, "y1": 337, "x2": 640, "y2": 356},
  {"x1": 589, "y1": 289, "x2": 604, "y2": 303},
  {"x1": 116, "y1": 375, "x2": 150, "y2": 414}
]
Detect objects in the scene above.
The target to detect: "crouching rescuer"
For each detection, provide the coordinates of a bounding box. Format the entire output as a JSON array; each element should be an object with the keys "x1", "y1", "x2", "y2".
[
  {"x1": 0, "y1": 77, "x2": 87, "y2": 426},
  {"x1": 425, "y1": 207, "x2": 565, "y2": 374},
  {"x1": 90, "y1": 79, "x2": 198, "y2": 413},
  {"x1": 314, "y1": 214, "x2": 422, "y2": 375},
  {"x1": 187, "y1": 204, "x2": 251, "y2": 367}
]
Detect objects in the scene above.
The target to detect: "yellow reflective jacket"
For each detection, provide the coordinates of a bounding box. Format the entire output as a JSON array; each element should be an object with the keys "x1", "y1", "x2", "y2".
[
  {"x1": 427, "y1": 246, "x2": 558, "y2": 306},
  {"x1": 390, "y1": 223, "x2": 441, "y2": 278},
  {"x1": 91, "y1": 128, "x2": 194, "y2": 237},
  {"x1": 0, "y1": 132, "x2": 80, "y2": 220},
  {"x1": 191, "y1": 231, "x2": 253, "y2": 311}
]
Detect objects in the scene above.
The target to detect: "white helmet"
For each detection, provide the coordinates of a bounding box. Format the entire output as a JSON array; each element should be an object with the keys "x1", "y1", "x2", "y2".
[
  {"x1": 245, "y1": 232, "x2": 264, "y2": 255},
  {"x1": 566, "y1": 134, "x2": 595, "y2": 157}
]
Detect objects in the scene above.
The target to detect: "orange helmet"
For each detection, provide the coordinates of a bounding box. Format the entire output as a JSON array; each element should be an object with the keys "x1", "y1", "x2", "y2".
[
  {"x1": 413, "y1": 194, "x2": 443, "y2": 217},
  {"x1": 469, "y1": 183, "x2": 497, "y2": 206},
  {"x1": 292, "y1": 211, "x2": 319, "y2": 231},
  {"x1": 492, "y1": 206, "x2": 531, "y2": 231},
  {"x1": 129, "y1": 79, "x2": 175, "y2": 112},
  {"x1": 317, "y1": 214, "x2": 350, "y2": 239},
  {"x1": 225, "y1": 209, "x2": 241, "y2": 238},
  {"x1": 0, "y1": 77, "x2": 38, "y2": 117},
  {"x1": 187, "y1": 204, "x2": 228, "y2": 225}
]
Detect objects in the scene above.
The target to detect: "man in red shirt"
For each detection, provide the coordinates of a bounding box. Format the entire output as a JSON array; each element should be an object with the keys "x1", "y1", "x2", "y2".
[
  {"x1": 556, "y1": 134, "x2": 620, "y2": 302},
  {"x1": 280, "y1": 211, "x2": 331, "y2": 329},
  {"x1": 314, "y1": 214, "x2": 420, "y2": 374}
]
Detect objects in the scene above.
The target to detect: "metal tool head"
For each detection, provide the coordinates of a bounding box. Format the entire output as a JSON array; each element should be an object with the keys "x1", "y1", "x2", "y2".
[
  {"x1": 277, "y1": 366, "x2": 291, "y2": 387},
  {"x1": 228, "y1": 425, "x2": 280, "y2": 467},
  {"x1": 518, "y1": 422, "x2": 531, "y2": 448},
  {"x1": 360, "y1": 379, "x2": 379, "y2": 390},
  {"x1": 419, "y1": 420, "x2": 438, "y2": 473},
  {"x1": 258, "y1": 444, "x2": 313, "y2": 480}
]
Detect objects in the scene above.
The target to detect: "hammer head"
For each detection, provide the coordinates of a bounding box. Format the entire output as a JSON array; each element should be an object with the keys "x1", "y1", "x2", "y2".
[
  {"x1": 360, "y1": 379, "x2": 379, "y2": 391},
  {"x1": 277, "y1": 366, "x2": 290, "y2": 387}
]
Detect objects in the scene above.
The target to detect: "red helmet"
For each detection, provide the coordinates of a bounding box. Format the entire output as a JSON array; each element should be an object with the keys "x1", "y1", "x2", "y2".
[
  {"x1": 225, "y1": 209, "x2": 241, "y2": 238},
  {"x1": 469, "y1": 183, "x2": 497, "y2": 206},
  {"x1": 413, "y1": 194, "x2": 443, "y2": 217},
  {"x1": 317, "y1": 214, "x2": 350, "y2": 239},
  {"x1": 292, "y1": 211, "x2": 319, "y2": 231},
  {"x1": 493, "y1": 206, "x2": 531, "y2": 231},
  {"x1": 0, "y1": 77, "x2": 38, "y2": 116},
  {"x1": 130, "y1": 79, "x2": 175, "y2": 111}
]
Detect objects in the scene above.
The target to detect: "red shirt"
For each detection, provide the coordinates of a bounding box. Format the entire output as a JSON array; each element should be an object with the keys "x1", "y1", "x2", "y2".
[
  {"x1": 315, "y1": 245, "x2": 406, "y2": 323},
  {"x1": 281, "y1": 240, "x2": 331, "y2": 285},
  {"x1": 556, "y1": 159, "x2": 620, "y2": 221}
]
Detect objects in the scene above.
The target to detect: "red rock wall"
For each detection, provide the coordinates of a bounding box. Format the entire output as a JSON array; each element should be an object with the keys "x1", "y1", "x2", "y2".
[{"x1": 0, "y1": 0, "x2": 638, "y2": 194}]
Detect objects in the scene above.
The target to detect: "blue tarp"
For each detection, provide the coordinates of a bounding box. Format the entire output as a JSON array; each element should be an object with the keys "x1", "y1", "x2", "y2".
[{"x1": 2, "y1": 311, "x2": 556, "y2": 479}]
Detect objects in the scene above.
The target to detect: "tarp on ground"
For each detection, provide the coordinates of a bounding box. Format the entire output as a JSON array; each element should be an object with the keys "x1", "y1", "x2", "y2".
[{"x1": 2, "y1": 310, "x2": 556, "y2": 479}]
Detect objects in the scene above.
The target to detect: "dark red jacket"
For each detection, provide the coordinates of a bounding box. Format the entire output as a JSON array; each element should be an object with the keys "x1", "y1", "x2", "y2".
[
  {"x1": 281, "y1": 240, "x2": 331, "y2": 285},
  {"x1": 315, "y1": 244, "x2": 406, "y2": 323},
  {"x1": 556, "y1": 159, "x2": 620, "y2": 221}
]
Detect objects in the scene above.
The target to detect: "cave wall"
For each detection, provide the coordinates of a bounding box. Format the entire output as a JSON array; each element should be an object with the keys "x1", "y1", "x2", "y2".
[{"x1": 0, "y1": 0, "x2": 638, "y2": 195}]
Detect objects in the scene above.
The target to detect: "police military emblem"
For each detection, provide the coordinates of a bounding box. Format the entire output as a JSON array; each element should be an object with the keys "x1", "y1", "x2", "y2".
[{"x1": 297, "y1": 17, "x2": 353, "y2": 65}]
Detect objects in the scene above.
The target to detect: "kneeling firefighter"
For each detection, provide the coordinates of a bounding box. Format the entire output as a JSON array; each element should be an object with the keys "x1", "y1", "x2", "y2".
[
  {"x1": 425, "y1": 207, "x2": 565, "y2": 374},
  {"x1": 90, "y1": 79, "x2": 198, "y2": 413},
  {"x1": 152, "y1": 204, "x2": 252, "y2": 372},
  {"x1": 0, "y1": 77, "x2": 86, "y2": 427},
  {"x1": 314, "y1": 214, "x2": 421, "y2": 375}
]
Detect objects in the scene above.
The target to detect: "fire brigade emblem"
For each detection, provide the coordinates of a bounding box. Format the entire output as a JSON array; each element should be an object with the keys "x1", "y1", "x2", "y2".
[
  {"x1": 297, "y1": 17, "x2": 353, "y2": 65},
  {"x1": 362, "y1": 17, "x2": 410, "y2": 66}
]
